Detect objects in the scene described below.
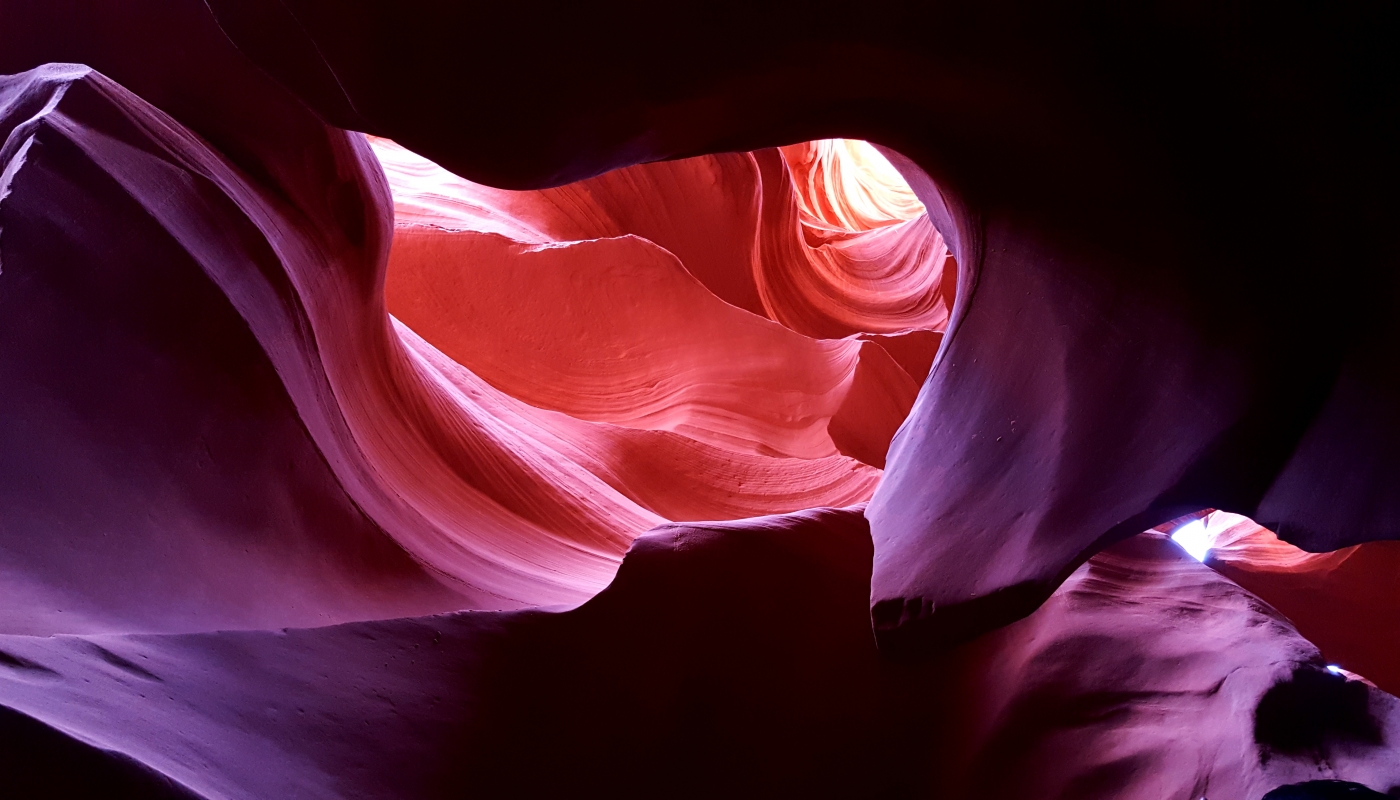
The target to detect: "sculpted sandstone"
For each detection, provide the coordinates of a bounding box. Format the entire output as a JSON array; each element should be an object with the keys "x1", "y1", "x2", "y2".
[{"x1": 0, "y1": 1, "x2": 1397, "y2": 796}]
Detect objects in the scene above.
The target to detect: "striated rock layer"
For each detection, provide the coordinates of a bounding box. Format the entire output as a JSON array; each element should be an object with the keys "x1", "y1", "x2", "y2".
[
  {"x1": 760, "y1": 141, "x2": 953, "y2": 339},
  {"x1": 374, "y1": 136, "x2": 947, "y2": 467},
  {"x1": 0, "y1": 66, "x2": 710, "y2": 626},
  {"x1": 2, "y1": 0, "x2": 1398, "y2": 794},
  {"x1": 372, "y1": 135, "x2": 952, "y2": 343},
  {"x1": 0, "y1": 54, "x2": 964, "y2": 625},
  {"x1": 202, "y1": 0, "x2": 1400, "y2": 647},
  {"x1": 0, "y1": 64, "x2": 468, "y2": 633},
  {"x1": 1204, "y1": 514, "x2": 1400, "y2": 698}
]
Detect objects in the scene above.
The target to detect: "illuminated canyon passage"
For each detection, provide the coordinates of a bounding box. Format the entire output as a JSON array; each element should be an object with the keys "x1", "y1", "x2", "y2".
[{"x1": 1, "y1": 3, "x2": 1399, "y2": 798}]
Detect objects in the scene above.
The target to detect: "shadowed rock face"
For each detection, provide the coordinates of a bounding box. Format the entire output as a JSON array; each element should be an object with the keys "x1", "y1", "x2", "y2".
[
  {"x1": 1202, "y1": 514, "x2": 1400, "y2": 697},
  {"x1": 1, "y1": 1, "x2": 1399, "y2": 795},
  {"x1": 1254, "y1": 667, "x2": 1382, "y2": 758},
  {"x1": 0, "y1": 65, "x2": 470, "y2": 634},
  {"x1": 1263, "y1": 781, "x2": 1397, "y2": 800},
  {"x1": 0, "y1": 706, "x2": 202, "y2": 800},
  {"x1": 0, "y1": 63, "x2": 935, "y2": 617},
  {"x1": 191, "y1": 0, "x2": 1400, "y2": 647},
  {"x1": 1, "y1": 516, "x2": 1398, "y2": 799}
]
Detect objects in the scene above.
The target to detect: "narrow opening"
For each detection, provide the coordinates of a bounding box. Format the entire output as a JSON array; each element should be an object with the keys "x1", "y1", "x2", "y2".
[
  {"x1": 1166, "y1": 509, "x2": 1395, "y2": 695},
  {"x1": 1170, "y1": 519, "x2": 1214, "y2": 561},
  {"x1": 1168, "y1": 510, "x2": 1252, "y2": 562}
]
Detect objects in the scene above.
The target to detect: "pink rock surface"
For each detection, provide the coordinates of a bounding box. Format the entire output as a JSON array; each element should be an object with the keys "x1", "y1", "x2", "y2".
[
  {"x1": 1203, "y1": 514, "x2": 1400, "y2": 697},
  {"x1": 2, "y1": 1, "x2": 1398, "y2": 794},
  {"x1": 371, "y1": 135, "x2": 772, "y2": 317},
  {"x1": 387, "y1": 227, "x2": 875, "y2": 460},
  {"x1": 372, "y1": 135, "x2": 953, "y2": 342},
  {"x1": 378, "y1": 135, "x2": 934, "y2": 468},
  {"x1": 0, "y1": 65, "x2": 469, "y2": 635},
  {"x1": 397, "y1": 320, "x2": 879, "y2": 525},
  {"x1": 0, "y1": 65, "x2": 588, "y2": 619},
  {"x1": 0, "y1": 63, "x2": 905, "y2": 622},
  {"x1": 202, "y1": 0, "x2": 1400, "y2": 648},
  {"x1": 758, "y1": 142, "x2": 954, "y2": 338},
  {"x1": 936, "y1": 533, "x2": 1400, "y2": 798}
]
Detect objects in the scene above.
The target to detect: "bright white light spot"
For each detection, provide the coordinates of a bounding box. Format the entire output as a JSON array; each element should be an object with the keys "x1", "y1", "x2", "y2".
[
  {"x1": 1327, "y1": 665, "x2": 1344, "y2": 675},
  {"x1": 1170, "y1": 519, "x2": 1214, "y2": 561}
]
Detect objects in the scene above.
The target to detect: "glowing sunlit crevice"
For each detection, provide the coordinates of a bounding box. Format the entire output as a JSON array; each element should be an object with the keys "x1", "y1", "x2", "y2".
[
  {"x1": 780, "y1": 139, "x2": 925, "y2": 232},
  {"x1": 1169, "y1": 511, "x2": 1254, "y2": 562},
  {"x1": 1171, "y1": 519, "x2": 1214, "y2": 561}
]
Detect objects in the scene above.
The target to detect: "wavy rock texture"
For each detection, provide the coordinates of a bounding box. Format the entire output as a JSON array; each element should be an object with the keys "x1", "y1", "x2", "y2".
[
  {"x1": 1201, "y1": 513, "x2": 1400, "y2": 697},
  {"x1": 396, "y1": 320, "x2": 878, "y2": 526},
  {"x1": 372, "y1": 135, "x2": 952, "y2": 342},
  {"x1": 387, "y1": 227, "x2": 875, "y2": 460},
  {"x1": 3, "y1": 0, "x2": 1400, "y2": 795},
  {"x1": 371, "y1": 136, "x2": 773, "y2": 315},
  {"x1": 0, "y1": 66, "x2": 632, "y2": 619},
  {"x1": 374, "y1": 137, "x2": 944, "y2": 467},
  {"x1": 934, "y1": 532, "x2": 1400, "y2": 799},
  {"x1": 1, "y1": 62, "x2": 932, "y2": 621},
  {"x1": 0, "y1": 64, "x2": 470, "y2": 634},
  {"x1": 202, "y1": 0, "x2": 1400, "y2": 649},
  {"x1": 759, "y1": 141, "x2": 954, "y2": 338}
]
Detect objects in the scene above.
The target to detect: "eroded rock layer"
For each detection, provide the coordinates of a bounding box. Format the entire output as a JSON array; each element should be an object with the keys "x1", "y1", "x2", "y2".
[
  {"x1": 1204, "y1": 514, "x2": 1400, "y2": 697},
  {"x1": 374, "y1": 136, "x2": 945, "y2": 467},
  {"x1": 2, "y1": 0, "x2": 1399, "y2": 794},
  {"x1": 1, "y1": 64, "x2": 933, "y2": 619},
  {"x1": 200, "y1": 0, "x2": 1400, "y2": 648},
  {"x1": 0, "y1": 65, "x2": 471, "y2": 633}
]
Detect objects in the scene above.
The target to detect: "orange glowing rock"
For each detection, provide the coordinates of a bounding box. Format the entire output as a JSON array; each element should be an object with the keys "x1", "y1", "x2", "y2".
[
  {"x1": 387, "y1": 229, "x2": 867, "y2": 460},
  {"x1": 760, "y1": 141, "x2": 954, "y2": 339},
  {"x1": 374, "y1": 135, "x2": 946, "y2": 475},
  {"x1": 361, "y1": 134, "x2": 950, "y2": 599},
  {"x1": 0, "y1": 66, "x2": 905, "y2": 623}
]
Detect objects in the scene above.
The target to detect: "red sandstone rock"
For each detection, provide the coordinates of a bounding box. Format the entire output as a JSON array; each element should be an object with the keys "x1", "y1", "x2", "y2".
[
  {"x1": 0, "y1": 63, "x2": 895, "y2": 622},
  {"x1": 1202, "y1": 514, "x2": 1400, "y2": 697},
  {"x1": 0, "y1": 64, "x2": 469, "y2": 634},
  {"x1": 936, "y1": 533, "x2": 1400, "y2": 798},
  {"x1": 377, "y1": 136, "x2": 936, "y2": 468},
  {"x1": 397, "y1": 321, "x2": 879, "y2": 525},
  {"x1": 371, "y1": 135, "x2": 772, "y2": 317},
  {"x1": 0, "y1": 65, "x2": 616, "y2": 616},
  {"x1": 203, "y1": 0, "x2": 1400, "y2": 647},
  {"x1": 2, "y1": 1, "x2": 1398, "y2": 794},
  {"x1": 387, "y1": 227, "x2": 875, "y2": 460},
  {"x1": 372, "y1": 135, "x2": 953, "y2": 343},
  {"x1": 756, "y1": 143, "x2": 954, "y2": 339}
]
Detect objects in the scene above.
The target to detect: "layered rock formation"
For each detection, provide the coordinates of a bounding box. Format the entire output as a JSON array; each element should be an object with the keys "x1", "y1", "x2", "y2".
[
  {"x1": 1204, "y1": 514, "x2": 1400, "y2": 698},
  {"x1": 0, "y1": 61, "x2": 941, "y2": 622},
  {"x1": 375, "y1": 137, "x2": 941, "y2": 456},
  {"x1": 2, "y1": 0, "x2": 1398, "y2": 796},
  {"x1": 0, "y1": 64, "x2": 470, "y2": 634},
  {"x1": 198, "y1": 0, "x2": 1400, "y2": 647}
]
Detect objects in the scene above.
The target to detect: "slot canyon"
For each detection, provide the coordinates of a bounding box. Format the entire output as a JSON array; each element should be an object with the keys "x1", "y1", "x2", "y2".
[{"x1": 0, "y1": 2, "x2": 1397, "y2": 798}]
